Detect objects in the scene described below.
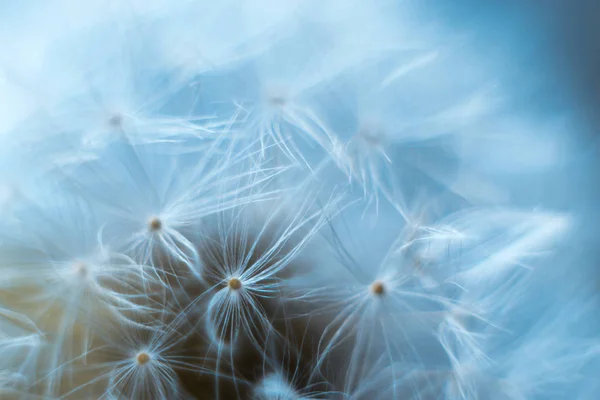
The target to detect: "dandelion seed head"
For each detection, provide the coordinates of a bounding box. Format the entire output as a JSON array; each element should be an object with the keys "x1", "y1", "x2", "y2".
[
  {"x1": 370, "y1": 280, "x2": 385, "y2": 296},
  {"x1": 254, "y1": 372, "x2": 299, "y2": 400},
  {"x1": 135, "y1": 351, "x2": 151, "y2": 365},
  {"x1": 108, "y1": 113, "x2": 123, "y2": 129},
  {"x1": 148, "y1": 217, "x2": 162, "y2": 232},
  {"x1": 268, "y1": 95, "x2": 287, "y2": 107},
  {"x1": 264, "y1": 86, "x2": 289, "y2": 109},
  {"x1": 358, "y1": 126, "x2": 384, "y2": 146},
  {"x1": 228, "y1": 277, "x2": 242, "y2": 291},
  {"x1": 0, "y1": 2, "x2": 596, "y2": 399},
  {"x1": 73, "y1": 261, "x2": 88, "y2": 279}
]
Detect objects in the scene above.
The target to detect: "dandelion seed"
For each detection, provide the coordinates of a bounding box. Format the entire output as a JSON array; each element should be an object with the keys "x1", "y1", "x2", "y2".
[
  {"x1": 370, "y1": 281, "x2": 385, "y2": 296},
  {"x1": 253, "y1": 372, "x2": 300, "y2": 400},
  {"x1": 136, "y1": 352, "x2": 151, "y2": 366},
  {"x1": 107, "y1": 114, "x2": 123, "y2": 130},
  {"x1": 267, "y1": 91, "x2": 288, "y2": 108},
  {"x1": 228, "y1": 278, "x2": 242, "y2": 291},
  {"x1": 74, "y1": 261, "x2": 88, "y2": 278},
  {"x1": 148, "y1": 217, "x2": 163, "y2": 232}
]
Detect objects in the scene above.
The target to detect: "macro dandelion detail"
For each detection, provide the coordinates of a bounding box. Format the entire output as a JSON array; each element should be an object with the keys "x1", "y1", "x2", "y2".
[{"x1": 0, "y1": 0, "x2": 599, "y2": 399}]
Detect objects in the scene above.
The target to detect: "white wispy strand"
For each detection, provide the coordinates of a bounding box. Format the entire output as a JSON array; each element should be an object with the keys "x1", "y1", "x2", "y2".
[{"x1": 0, "y1": 308, "x2": 43, "y2": 397}]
